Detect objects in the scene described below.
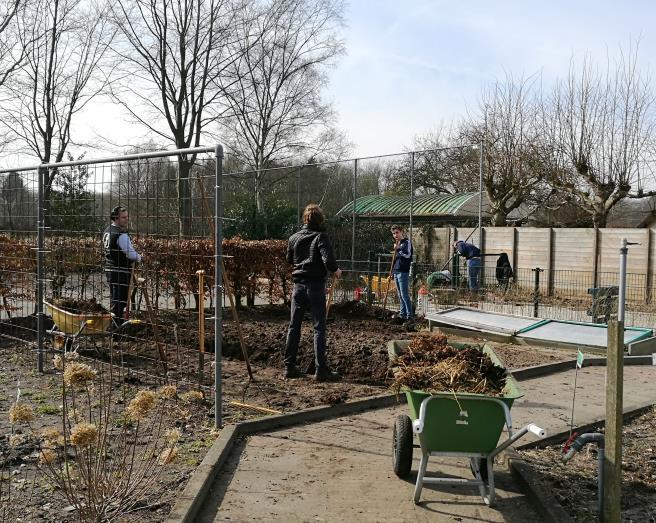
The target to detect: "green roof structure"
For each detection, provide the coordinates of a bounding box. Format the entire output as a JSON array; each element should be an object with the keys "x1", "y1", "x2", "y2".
[{"x1": 336, "y1": 192, "x2": 494, "y2": 223}]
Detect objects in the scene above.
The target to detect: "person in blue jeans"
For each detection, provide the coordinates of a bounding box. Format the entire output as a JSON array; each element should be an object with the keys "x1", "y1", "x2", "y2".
[
  {"x1": 453, "y1": 240, "x2": 482, "y2": 291},
  {"x1": 284, "y1": 204, "x2": 342, "y2": 381},
  {"x1": 391, "y1": 225, "x2": 414, "y2": 322}
]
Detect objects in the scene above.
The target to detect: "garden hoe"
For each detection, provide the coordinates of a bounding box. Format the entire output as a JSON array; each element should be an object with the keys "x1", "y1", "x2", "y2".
[{"x1": 382, "y1": 242, "x2": 398, "y2": 312}]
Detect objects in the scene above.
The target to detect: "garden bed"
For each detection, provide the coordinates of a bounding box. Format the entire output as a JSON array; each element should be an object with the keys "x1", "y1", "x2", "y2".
[
  {"x1": 0, "y1": 302, "x2": 579, "y2": 521},
  {"x1": 520, "y1": 407, "x2": 656, "y2": 522}
]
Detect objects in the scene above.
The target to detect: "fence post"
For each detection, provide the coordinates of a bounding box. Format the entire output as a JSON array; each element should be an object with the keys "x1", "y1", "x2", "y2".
[
  {"x1": 547, "y1": 228, "x2": 554, "y2": 297},
  {"x1": 366, "y1": 250, "x2": 373, "y2": 306},
  {"x1": 351, "y1": 159, "x2": 357, "y2": 279},
  {"x1": 532, "y1": 267, "x2": 543, "y2": 318},
  {"x1": 214, "y1": 145, "x2": 224, "y2": 429},
  {"x1": 37, "y1": 165, "x2": 45, "y2": 373},
  {"x1": 645, "y1": 229, "x2": 652, "y2": 304}
]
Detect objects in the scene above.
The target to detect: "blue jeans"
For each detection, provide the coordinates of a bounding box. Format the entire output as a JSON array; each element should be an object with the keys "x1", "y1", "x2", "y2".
[
  {"x1": 284, "y1": 280, "x2": 328, "y2": 369},
  {"x1": 467, "y1": 258, "x2": 481, "y2": 290},
  {"x1": 393, "y1": 271, "x2": 413, "y2": 319}
]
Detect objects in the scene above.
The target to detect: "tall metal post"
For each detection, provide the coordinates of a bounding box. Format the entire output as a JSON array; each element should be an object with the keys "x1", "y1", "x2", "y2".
[
  {"x1": 618, "y1": 238, "x2": 628, "y2": 322},
  {"x1": 409, "y1": 152, "x2": 414, "y2": 245},
  {"x1": 409, "y1": 152, "x2": 415, "y2": 313},
  {"x1": 214, "y1": 145, "x2": 224, "y2": 428},
  {"x1": 296, "y1": 166, "x2": 301, "y2": 228},
  {"x1": 351, "y1": 159, "x2": 357, "y2": 276},
  {"x1": 36, "y1": 166, "x2": 45, "y2": 372},
  {"x1": 478, "y1": 138, "x2": 484, "y2": 248}
]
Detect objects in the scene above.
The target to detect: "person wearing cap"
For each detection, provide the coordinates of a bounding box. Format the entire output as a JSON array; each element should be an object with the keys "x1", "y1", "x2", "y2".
[
  {"x1": 453, "y1": 240, "x2": 481, "y2": 291},
  {"x1": 102, "y1": 206, "x2": 142, "y2": 324}
]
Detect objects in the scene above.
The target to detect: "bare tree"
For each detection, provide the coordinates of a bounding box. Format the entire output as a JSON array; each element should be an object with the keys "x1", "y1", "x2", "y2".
[
  {"x1": 0, "y1": 0, "x2": 115, "y2": 224},
  {"x1": 0, "y1": 0, "x2": 26, "y2": 87},
  {"x1": 220, "y1": 0, "x2": 346, "y2": 224},
  {"x1": 542, "y1": 48, "x2": 655, "y2": 227},
  {"x1": 110, "y1": 0, "x2": 246, "y2": 237},
  {"x1": 459, "y1": 73, "x2": 547, "y2": 226}
]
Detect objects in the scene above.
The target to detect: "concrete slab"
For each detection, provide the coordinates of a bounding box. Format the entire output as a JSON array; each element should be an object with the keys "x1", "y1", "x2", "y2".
[
  {"x1": 427, "y1": 307, "x2": 540, "y2": 335},
  {"x1": 517, "y1": 321, "x2": 651, "y2": 348}
]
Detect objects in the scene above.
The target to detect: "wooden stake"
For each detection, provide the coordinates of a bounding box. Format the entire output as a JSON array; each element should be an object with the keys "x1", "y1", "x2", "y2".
[
  {"x1": 382, "y1": 244, "x2": 398, "y2": 311},
  {"x1": 136, "y1": 277, "x2": 167, "y2": 371},
  {"x1": 228, "y1": 400, "x2": 281, "y2": 415},
  {"x1": 326, "y1": 275, "x2": 337, "y2": 317},
  {"x1": 222, "y1": 258, "x2": 254, "y2": 380},
  {"x1": 603, "y1": 319, "x2": 623, "y2": 522},
  {"x1": 195, "y1": 173, "x2": 254, "y2": 380},
  {"x1": 124, "y1": 265, "x2": 136, "y2": 320},
  {"x1": 197, "y1": 270, "x2": 205, "y2": 388}
]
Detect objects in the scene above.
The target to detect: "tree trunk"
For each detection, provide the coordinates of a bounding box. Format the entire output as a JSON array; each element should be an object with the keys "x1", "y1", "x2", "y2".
[
  {"x1": 491, "y1": 210, "x2": 507, "y2": 227},
  {"x1": 178, "y1": 160, "x2": 192, "y2": 237}
]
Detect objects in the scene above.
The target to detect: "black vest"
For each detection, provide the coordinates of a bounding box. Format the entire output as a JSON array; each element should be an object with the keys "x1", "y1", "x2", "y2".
[{"x1": 103, "y1": 223, "x2": 131, "y2": 272}]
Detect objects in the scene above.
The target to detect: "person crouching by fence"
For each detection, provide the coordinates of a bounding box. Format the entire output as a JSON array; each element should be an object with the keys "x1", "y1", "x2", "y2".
[
  {"x1": 284, "y1": 204, "x2": 342, "y2": 382},
  {"x1": 102, "y1": 206, "x2": 142, "y2": 326},
  {"x1": 453, "y1": 240, "x2": 481, "y2": 291}
]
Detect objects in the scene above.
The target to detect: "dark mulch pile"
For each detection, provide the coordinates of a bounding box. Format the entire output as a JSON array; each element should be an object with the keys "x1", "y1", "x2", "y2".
[{"x1": 52, "y1": 298, "x2": 108, "y2": 315}]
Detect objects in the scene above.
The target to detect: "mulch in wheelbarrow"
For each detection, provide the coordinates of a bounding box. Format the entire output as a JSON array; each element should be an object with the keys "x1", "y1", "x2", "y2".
[
  {"x1": 390, "y1": 332, "x2": 506, "y2": 396},
  {"x1": 51, "y1": 298, "x2": 108, "y2": 315}
]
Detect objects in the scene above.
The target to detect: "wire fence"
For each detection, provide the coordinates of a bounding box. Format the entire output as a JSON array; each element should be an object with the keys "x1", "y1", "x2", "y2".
[{"x1": 1, "y1": 145, "x2": 655, "y2": 428}]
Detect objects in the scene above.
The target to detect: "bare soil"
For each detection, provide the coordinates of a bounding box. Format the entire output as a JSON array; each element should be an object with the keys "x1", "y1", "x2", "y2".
[
  {"x1": 520, "y1": 407, "x2": 656, "y2": 522},
  {"x1": 0, "y1": 302, "x2": 580, "y2": 521}
]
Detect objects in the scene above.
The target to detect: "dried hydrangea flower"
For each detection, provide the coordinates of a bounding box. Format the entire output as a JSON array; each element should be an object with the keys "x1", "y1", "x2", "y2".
[
  {"x1": 70, "y1": 423, "x2": 98, "y2": 448},
  {"x1": 164, "y1": 428, "x2": 181, "y2": 446},
  {"x1": 9, "y1": 433, "x2": 27, "y2": 447},
  {"x1": 126, "y1": 390, "x2": 157, "y2": 421},
  {"x1": 157, "y1": 447, "x2": 178, "y2": 465},
  {"x1": 9, "y1": 402, "x2": 35, "y2": 424},
  {"x1": 39, "y1": 448, "x2": 57, "y2": 465},
  {"x1": 180, "y1": 390, "x2": 204, "y2": 404},
  {"x1": 158, "y1": 385, "x2": 177, "y2": 400},
  {"x1": 63, "y1": 362, "x2": 96, "y2": 389}
]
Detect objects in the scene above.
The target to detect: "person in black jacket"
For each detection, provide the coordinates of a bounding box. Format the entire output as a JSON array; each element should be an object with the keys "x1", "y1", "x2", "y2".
[
  {"x1": 102, "y1": 206, "x2": 142, "y2": 325},
  {"x1": 284, "y1": 204, "x2": 342, "y2": 381}
]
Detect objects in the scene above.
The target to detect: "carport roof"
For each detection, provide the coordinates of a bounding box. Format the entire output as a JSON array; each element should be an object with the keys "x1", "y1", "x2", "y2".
[{"x1": 336, "y1": 192, "x2": 491, "y2": 221}]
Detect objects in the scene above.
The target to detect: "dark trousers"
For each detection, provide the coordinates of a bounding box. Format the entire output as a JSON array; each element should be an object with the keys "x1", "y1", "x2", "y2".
[
  {"x1": 106, "y1": 270, "x2": 131, "y2": 323},
  {"x1": 284, "y1": 280, "x2": 328, "y2": 369}
]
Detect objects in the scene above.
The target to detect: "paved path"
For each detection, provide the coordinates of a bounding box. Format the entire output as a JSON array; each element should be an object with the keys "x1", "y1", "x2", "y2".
[{"x1": 197, "y1": 365, "x2": 656, "y2": 522}]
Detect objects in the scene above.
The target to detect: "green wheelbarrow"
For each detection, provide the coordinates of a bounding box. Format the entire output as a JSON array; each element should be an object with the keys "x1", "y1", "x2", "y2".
[{"x1": 388, "y1": 340, "x2": 546, "y2": 506}]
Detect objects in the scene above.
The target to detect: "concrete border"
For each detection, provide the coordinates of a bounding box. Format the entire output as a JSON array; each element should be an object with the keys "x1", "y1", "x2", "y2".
[
  {"x1": 166, "y1": 392, "x2": 404, "y2": 523},
  {"x1": 505, "y1": 448, "x2": 575, "y2": 523}
]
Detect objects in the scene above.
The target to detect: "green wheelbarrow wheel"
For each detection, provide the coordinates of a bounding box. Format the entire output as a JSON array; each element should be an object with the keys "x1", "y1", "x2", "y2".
[{"x1": 393, "y1": 414, "x2": 413, "y2": 478}]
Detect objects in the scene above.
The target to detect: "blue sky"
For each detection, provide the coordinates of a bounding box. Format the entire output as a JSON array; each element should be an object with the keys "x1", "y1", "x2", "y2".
[{"x1": 330, "y1": 0, "x2": 656, "y2": 157}]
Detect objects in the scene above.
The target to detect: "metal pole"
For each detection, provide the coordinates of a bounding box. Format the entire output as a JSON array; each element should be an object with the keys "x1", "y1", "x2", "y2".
[
  {"x1": 36, "y1": 166, "x2": 45, "y2": 372},
  {"x1": 296, "y1": 166, "x2": 301, "y2": 228},
  {"x1": 351, "y1": 159, "x2": 357, "y2": 276},
  {"x1": 619, "y1": 238, "x2": 628, "y2": 322},
  {"x1": 478, "y1": 138, "x2": 484, "y2": 248},
  {"x1": 532, "y1": 267, "x2": 543, "y2": 318},
  {"x1": 214, "y1": 145, "x2": 224, "y2": 428},
  {"x1": 409, "y1": 152, "x2": 414, "y2": 247}
]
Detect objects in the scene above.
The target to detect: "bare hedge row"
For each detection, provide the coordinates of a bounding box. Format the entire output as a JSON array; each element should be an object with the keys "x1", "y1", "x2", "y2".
[{"x1": 0, "y1": 235, "x2": 291, "y2": 312}]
